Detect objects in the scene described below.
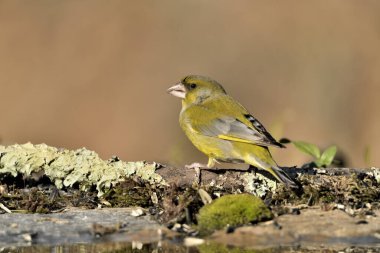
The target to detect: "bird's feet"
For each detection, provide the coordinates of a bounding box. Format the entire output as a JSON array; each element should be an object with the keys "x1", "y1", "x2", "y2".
[
  {"x1": 248, "y1": 165, "x2": 259, "y2": 175},
  {"x1": 185, "y1": 162, "x2": 208, "y2": 169},
  {"x1": 185, "y1": 163, "x2": 208, "y2": 186}
]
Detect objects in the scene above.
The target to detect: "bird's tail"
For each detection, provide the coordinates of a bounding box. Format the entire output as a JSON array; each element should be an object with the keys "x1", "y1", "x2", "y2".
[
  {"x1": 243, "y1": 145, "x2": 298, "y2": 188},
  {"x1": 266, "y1": 165, "x2": 298, "y2": 189}
]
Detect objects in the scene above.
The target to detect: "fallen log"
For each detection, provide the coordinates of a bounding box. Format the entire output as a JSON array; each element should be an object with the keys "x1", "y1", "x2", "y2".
[{"x1": 0, "y1": 143, "x2": 379, "y2": 221}]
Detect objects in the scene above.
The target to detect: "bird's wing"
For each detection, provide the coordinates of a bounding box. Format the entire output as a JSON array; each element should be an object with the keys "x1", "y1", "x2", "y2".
[
  {"x1": 238, "y1": 113, "x2": 285, "y2": 148},
  {"x1": 201, "y1": 116, "x2": 283, "y2": 147},
  {"x1": 185, "y1": 104, "x2": 284, "y2": 148}
]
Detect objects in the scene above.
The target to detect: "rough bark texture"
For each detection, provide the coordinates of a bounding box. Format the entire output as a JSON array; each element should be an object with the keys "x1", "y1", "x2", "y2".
[
  {"x1": 1, "y1": 143, "x2": 379, "y2": 212},
  {"x1": 0, "y1": 143, "x2": 379, "y2": 250}
]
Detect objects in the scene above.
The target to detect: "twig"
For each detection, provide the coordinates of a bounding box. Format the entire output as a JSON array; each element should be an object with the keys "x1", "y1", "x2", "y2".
[{"x1": 0, "y1": 202, "x2": 12, "y2": 213}]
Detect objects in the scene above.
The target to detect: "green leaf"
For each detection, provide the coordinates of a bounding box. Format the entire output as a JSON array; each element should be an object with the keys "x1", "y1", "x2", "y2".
[
  {"x1": 317, "y1": 145, "x2": 337, "y2": 167},
  {"x1": 292, "y1": 141, "x2": 321, "y2": 159},
  {"x1": 364, "y1": 146, "x2": 371, "y2": 167}
]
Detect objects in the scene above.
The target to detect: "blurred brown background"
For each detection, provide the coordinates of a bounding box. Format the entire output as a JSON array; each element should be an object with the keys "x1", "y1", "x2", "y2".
[{"x1": 1, "y1": 1, "x2": 379, "y2": 168}]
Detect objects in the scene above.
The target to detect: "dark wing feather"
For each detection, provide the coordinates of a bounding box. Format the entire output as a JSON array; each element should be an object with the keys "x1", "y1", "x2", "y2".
[{"x1": 243, "y1": 114, "x2": 285, "y2": 148}]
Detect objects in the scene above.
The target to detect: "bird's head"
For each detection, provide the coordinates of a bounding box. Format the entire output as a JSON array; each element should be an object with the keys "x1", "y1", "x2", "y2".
[{"x1": 167, "y1": 75, "x2": 226, "y2": 105}]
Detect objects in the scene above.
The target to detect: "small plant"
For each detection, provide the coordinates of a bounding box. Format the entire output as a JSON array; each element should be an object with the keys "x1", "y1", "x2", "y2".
[
  {"x1": 364, "y1": 145, "x2": 371, "y2": 167},
  {"x1": 280, "y1": 139, "x2": 337, "y2": 168}
]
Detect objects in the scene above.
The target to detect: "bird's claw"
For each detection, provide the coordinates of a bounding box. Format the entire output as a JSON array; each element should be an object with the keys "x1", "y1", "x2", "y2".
[
  {"x1": 185, "y1": 163, "x2": 207, "y2": 169},
  {"x1": 249, "y1": 165, "x2": 258, "y2": 175},
  {"x1": 185, "y1": 163, "x2": 207, "y2": 186}
]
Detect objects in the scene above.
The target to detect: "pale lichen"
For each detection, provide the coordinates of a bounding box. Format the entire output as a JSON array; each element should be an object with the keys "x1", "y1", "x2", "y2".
[
  {"x1": 0, "y1": 143, "x2": 167, "y2": 196},
  {"x1": 368, "y1": 167, "x2": 380, "y2": 183},
  {"x1": 241, "y1": 171, "x2": 277, "y2": 197}
]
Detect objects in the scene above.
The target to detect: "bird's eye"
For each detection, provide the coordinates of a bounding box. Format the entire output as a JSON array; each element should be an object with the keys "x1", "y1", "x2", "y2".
[{"x1": 189, "y1": 83, "x2": 197, "y2": 89}]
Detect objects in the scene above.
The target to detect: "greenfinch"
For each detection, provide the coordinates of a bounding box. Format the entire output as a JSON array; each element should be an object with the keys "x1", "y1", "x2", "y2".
[{"x1": 168, "y1": 75, "x2": 297, "y2": 188}]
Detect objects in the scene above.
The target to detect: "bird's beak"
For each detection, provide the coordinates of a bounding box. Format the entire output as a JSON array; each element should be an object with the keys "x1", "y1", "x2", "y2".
[{"x1": 167, "y1": 82, "x2": 186, "y2": 99}]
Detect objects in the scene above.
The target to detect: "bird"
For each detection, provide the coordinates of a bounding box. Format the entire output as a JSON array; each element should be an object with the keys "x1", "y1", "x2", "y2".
[{"x1": 167, "y1": 75, "x2": 297, "y2": 188}]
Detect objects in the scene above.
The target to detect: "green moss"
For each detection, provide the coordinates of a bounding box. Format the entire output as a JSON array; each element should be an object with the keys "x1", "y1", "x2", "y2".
[
  {"x1": 320, "y1": 193, "x2": 336, "y2": 203},
  {"x1": 103, "y1": 179, "x2": 152, "y2": 207},
  {"x1": 197, "y1": 194, "x2": 272, "y2": 235},
  {"x1": 197, "y1": 242, "x2": 274, "y2": 253},
  {"x1": 270, "y1": 171, "x2": 380, "y2": 208}
]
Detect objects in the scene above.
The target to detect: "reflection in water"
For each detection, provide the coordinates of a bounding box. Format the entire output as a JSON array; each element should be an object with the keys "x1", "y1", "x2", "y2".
[{"x1": 3, "y1": 241, "x2": 378, "y2": 253}]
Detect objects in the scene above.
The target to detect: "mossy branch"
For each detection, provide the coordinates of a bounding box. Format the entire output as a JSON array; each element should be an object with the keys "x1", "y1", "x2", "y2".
[
  {"x1": 0, "y1": 143, "x2": 379, "y2": 205},
  {"x1": 0, "y1": 143, "x2": 166, "y2": 196}
]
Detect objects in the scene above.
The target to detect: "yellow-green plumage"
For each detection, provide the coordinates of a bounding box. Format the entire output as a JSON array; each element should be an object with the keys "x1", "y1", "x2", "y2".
[{"x1": 168, "y1": 75, "x2": 296, "y2": 188}]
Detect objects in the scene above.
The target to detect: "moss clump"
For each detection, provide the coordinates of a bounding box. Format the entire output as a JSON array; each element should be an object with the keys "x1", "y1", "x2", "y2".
[
  {"x1": 103, "y1": 179, "x2": 152, "y2": 207},
  {"x1": 197, "y1": 242, "x2": 273, "y2": 253},
  {"x1": 197, "y1": 194, "x2": 272, "y2": 235}
]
